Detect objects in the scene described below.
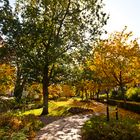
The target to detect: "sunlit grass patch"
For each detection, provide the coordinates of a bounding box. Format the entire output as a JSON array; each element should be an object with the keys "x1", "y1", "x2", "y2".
[
  {"x1": 23, "y1": 100, "x2": 72, "y2": 116},
  {"x1": 23, "y1": 108, "x2": 43, "y2": 116}
]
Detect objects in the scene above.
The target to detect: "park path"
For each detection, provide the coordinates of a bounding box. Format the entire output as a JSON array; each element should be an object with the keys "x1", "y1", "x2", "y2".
[{"x1": 35, "y1": 102, "x2": 106, "y2": 140}]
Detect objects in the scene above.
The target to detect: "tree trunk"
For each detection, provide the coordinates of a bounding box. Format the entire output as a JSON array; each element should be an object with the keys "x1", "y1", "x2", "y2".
[
  {"x1": 81, "y1": 90, "x2": 84, "y2": 100},
  {"x1": 96, "y1": 89, "x2": 100, "y2": 101},
  {"x1": 119, "y1": 71, "x2": 126, "y2": 103},
  {"x1": 41, "y1": 65, "x2": 49, "y2": 115},
  {"x1": 106, "y1": 90, "x2": 110, "y2": 121},
  {"x1": 14, "y1": 73, "x2": 26, "y2": 103},
  {"x1": 90, "y1": 91, "x2": 94, "y2": 99},
  {"x1": 14, "y1": 81, "x2": 24, "y2": 102},
  {"x1": 120, "y1": 84, "x2": 126, "y2": 103},
  {"x1": 85, "y1": 90, "x2": 88, "y2": 101}
]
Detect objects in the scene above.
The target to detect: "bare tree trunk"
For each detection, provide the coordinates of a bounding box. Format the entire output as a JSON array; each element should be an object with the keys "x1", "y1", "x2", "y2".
[
  {"x1": 81, "y1": 90, "x2": 84, "y2": 100},
  {"x1": 120, "y1": 85, "x2": 126, "y2": 103},
  {"x1": 41, "y1": 65, "x2": 49, "y2": 115},
  {"x1": 106, "y1": 90, "x2": 110, "y2": 121},
  {"x1": 14, "y1": 79, "x2": 25, "y2": 102},
  {"x1": 119, "y1": 71, "x2": 126, "y2": 103},
  {"x1": 85, "y1": 90, "x2": 88, "y2": 101},
  {"x1": 96, "y1": 89, "x2": 100, "y2": 101},
  {"x1": 14, "y1": 66, "x2": 27, "y2": 102}
]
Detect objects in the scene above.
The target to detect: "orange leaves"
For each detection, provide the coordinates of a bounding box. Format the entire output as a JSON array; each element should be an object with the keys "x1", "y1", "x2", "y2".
[
  {"x1": 0, "y1": 64, "x2": 15, "y2": 94},
  {"x1": 49, "y1": 84, "x2": 62, "y2": 98},
  {"x1": 10, "y1": 118, "x2": 22, "y2": 130},
  {"x1": 88, "y1": 27, "x2": 140, "y2": 90},
  {"x1": 61, "y1": 85, "x2": 74, "y2": 97},
  {"x1": 48, "y1": 84, "x2": 74, "y2": 99}
]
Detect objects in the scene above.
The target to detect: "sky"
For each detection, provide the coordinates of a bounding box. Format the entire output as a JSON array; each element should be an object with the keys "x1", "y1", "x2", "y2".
[
  {"x1": 9, "y1": 0, "x2": 140, "y2": 38},
  {"x1": 104, "y1": 0, "x2": 140, "y2": 38}
]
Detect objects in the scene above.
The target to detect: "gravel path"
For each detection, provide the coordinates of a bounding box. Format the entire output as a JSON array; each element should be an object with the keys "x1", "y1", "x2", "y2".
[
  {"x1": 35, "y1": 113, "x2": 101, "y2": 140},
  {"x1": 35, "y1": 102, "x2": 106, "y2": 140}
]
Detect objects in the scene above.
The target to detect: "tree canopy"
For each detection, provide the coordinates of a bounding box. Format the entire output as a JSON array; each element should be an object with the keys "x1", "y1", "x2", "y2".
[
  {"x1": 88, "y1": 27, "x2": 140, "y2": 100},
  {"x1": 0, "y1": 0, "x2": 108, "y2": 114}
]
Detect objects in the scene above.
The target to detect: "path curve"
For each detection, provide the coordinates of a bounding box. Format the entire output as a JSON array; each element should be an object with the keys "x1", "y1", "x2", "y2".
[{"x1": 35, "y1": 113, "x2": 100, "y2": 140}]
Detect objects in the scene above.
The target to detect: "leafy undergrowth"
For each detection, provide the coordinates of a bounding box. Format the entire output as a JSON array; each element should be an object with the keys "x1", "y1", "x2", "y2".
[
  {"x1": 0, "y1": 113, "x2": 43, "y2": 140},
  {"x1": 82, "y1": 115, "x2": 140, "y2": 140}
]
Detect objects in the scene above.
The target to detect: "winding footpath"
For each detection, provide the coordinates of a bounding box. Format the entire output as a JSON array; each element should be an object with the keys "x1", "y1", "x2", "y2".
[
  {"x1": 35, "y1": 102, "x2": 106, "y2": 140},
  {"x1": 35, "y1": 114, "x2": 93, "y2": 140},
  {"x1": 35, "y1": 100, "x2": 140, "y2": 140}
]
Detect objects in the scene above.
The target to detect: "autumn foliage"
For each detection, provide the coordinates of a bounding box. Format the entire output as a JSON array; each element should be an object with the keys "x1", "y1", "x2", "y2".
[{"x1": 87, "y1": 27, "x2": 140, "y2": 99}]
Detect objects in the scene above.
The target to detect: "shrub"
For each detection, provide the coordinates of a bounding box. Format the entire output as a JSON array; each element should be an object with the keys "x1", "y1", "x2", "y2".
[
  {"x1": 68, "y1": 107, "x2": 93, "y2": 114},
  {"x1": 110, "y1": 89, "x2": 124, "y2": 100},
  {"x1": 11, "y1": 132, "x2": 27, "y2": 140},
  {"x1": 126, "y1": 87, "x2": 140, "y2": 101},
  {"x1": 98, "y1": 98, "x2": 140, "y2": 114},
  {"x1": 82, "y1": 115, "x2": 140, "y2": 140},
  {"x1": 0, "y1": 113, "x2": 43, "y2": 140},
  {"x1": 0, "y1": 97, "x2": 16, "y2": 113}
]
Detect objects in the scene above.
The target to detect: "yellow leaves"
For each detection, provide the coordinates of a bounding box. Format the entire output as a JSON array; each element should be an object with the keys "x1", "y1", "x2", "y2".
[
  {"x1": 10, "y1": 118, "x2": 22, "y2": 130},
  {"x1": 49, "y1": 84, "x2": 75, "y2": 98},
  {"x1": 49, "y1": 84, "x2": 62, "y2": 98},
  {"x1": 89, "y1": 65, "x2": 96, "y2": 71},
  {"x1": 88, "y1": 27, "x2": 140, "y2": 90},
  {"x1": 61, "y1": 85, "x2": 74, "y2": 97},
  {"x1": 0, "y1": 64, "x2": 15, "y2": 93}
]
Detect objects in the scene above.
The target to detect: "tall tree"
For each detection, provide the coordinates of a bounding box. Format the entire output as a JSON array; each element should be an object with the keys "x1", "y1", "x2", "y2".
[
  {"x1": 89, "y1": 27, "x2": 140, "y2": 100},
  {"x1": 0, "y1": 0, "x2": 108, "y2": 114}
]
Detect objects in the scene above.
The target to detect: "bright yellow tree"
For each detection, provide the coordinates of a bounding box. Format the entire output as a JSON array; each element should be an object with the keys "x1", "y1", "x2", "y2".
[{"x1": 89, "y1": 27, "x2": 140, "y2": 100}]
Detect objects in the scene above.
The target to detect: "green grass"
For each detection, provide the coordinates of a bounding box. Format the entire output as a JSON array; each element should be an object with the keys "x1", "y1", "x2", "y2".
[
  {"x1": 22, "y1": 98, "x2": 95, "y2": 116},
  {"x1": 23, "y1": 100, "x2": 74, "y2": 116},
  {"x1": 23, "y1": 108, "x2": 43, "y2": 116}
]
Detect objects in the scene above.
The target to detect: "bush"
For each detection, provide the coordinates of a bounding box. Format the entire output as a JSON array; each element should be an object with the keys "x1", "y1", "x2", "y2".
[
  {"x1": 0, "y1": 97, "x2": 16, "y2": 113},
  {"x1": 0, "y1": 113, "x2": 43, "y2": 140},
  {"x1": 68, "y1": 107, "x2": 93, "y2": 114},
  {"x1": 82, "y1": 115, "x2": 140, "y2": 140},
  {"x1": 11, "y1": 132, "x2": 27, "y2": 140},
  {"x1": 110, "y1": 89, "x2": 124, "y2": 100},
  {"x1": 126, "y1": 87, "x2": 140, "y2": 101},
  {"x1": 98, "y1": 98, "x2": 140, "y2": 114}
]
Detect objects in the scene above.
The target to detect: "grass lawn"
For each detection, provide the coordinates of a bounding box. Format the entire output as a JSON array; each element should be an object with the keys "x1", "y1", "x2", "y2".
[
  {"x1": 23, "y1": 98, "x2": 102, "y2": 116},
  {"x1": 23, "y1": 99, "x2": 74, "y2": 116}
]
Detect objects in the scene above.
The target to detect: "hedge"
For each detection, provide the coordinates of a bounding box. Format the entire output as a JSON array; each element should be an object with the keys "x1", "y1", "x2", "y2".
[{"x1": 99, "y1": 99, "x2": 140, "y2": 114}]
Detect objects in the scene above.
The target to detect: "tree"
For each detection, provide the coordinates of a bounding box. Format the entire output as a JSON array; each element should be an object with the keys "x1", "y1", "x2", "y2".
[
  {"x1": 0, "y1": 64, "x2": 15, "y2": 95},
  {"x1": 0, "y1": 0, "x2": 108, "y2": 114},
  {"x1": 89, "y1": 27, "x2": 140, "y2": 101},
  {"x1": 0, "y1": 0, "x2": 29, "y2": 101}
]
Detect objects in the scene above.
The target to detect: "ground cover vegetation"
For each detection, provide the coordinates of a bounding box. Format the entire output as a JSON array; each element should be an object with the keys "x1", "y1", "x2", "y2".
[{"x1": 82, "y1": 115, "x2": 140, "y2": 140}]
